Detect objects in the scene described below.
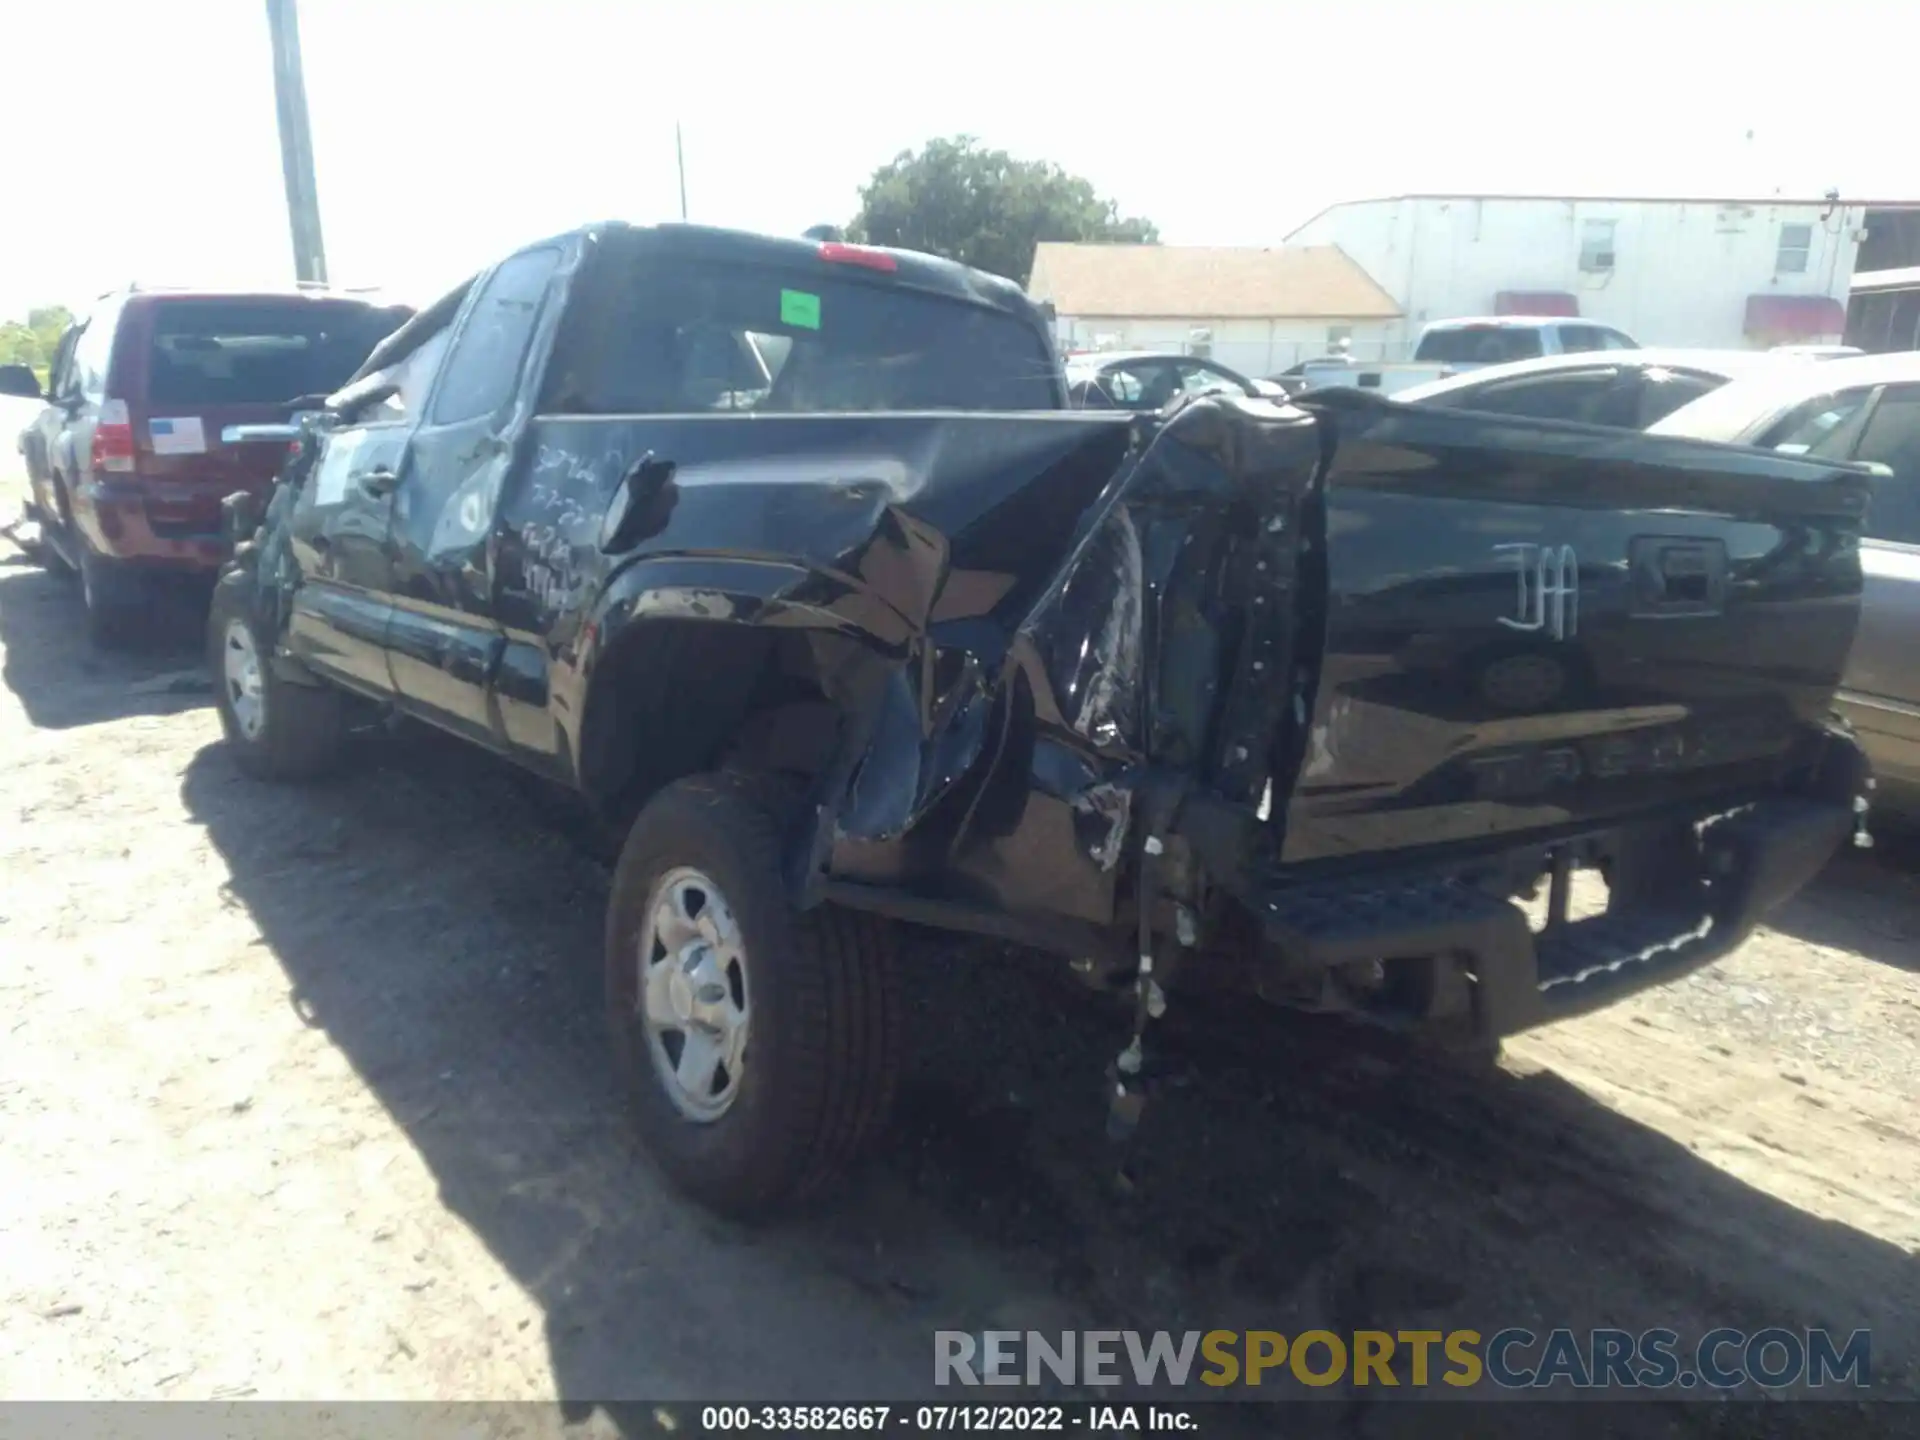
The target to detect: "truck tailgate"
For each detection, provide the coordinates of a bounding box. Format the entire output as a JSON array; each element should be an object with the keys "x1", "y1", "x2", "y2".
[{"x1": 1280, "y1": 392, "x2": 1869, "y2": 867}]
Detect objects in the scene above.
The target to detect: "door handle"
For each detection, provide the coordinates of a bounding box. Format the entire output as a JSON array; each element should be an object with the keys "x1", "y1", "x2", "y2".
[{"x1": 359, "y1": 467, "x2": 399, "y2": 498}]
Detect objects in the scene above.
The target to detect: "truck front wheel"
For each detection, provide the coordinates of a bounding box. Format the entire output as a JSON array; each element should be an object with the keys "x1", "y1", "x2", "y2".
[
  {"x1": 605, "y1": 774, "x2": 900, "y2": 1218},
  {"x1": 207, "y1": 570, "x2": 345, "y2": 781}
]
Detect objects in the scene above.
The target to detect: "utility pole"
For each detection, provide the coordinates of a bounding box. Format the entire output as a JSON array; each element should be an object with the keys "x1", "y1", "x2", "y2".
[
  {"x1": 676, "y1": 123, "x2": 689, "y2": 221},
  {"x1": 264, "y1": 0, "x2": 328, "y2": 284}
]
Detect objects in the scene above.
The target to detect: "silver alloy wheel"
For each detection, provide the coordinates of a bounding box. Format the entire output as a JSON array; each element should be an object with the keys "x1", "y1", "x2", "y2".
[
  {"x1": 637, "y1": 867, "x2": 751, "y2": 1122},
  {"x1": 222, "y1": 618, "x2": 267, "y2": 740}
]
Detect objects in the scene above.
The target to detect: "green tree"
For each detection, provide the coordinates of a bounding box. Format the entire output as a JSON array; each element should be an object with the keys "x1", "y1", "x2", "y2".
[
  {"x1": 847, "y1": 136, "x2": 1158, "y2": 285},
  {"x1": 0, "y1": 305, "x2": 75, "y2": 387}
]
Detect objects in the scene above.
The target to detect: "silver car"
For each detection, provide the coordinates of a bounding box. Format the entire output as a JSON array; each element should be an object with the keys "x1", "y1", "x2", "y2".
[
  {"x1": 1395, "y1": 348, "x2": 1806, "y2": 429},
  {"x1": 1650, "y1": 352, "x2": 1920, "y2": 809}
]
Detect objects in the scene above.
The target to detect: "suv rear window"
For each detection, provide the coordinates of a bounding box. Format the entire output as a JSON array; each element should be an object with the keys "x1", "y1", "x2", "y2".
[
  {"x1": 543, "y1": 259, "x2": 1059, "y2": 415},
  {"x1": 145, "y1": 299, "x2": 409, "y2": 407},
  {"x1": 1414, "y1": 326, "x2": 1546, "y2": 365}
]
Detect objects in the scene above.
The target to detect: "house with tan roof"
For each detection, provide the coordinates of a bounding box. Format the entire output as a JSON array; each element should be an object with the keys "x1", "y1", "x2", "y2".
[{"x1": 1025, "y1": 242, "x2": 1402, "y2": 376}]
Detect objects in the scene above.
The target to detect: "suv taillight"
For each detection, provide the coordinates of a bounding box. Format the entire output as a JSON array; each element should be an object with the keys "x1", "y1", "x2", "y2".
[{"x1": 90, "y1": 400, "x2": 135, "y2": 474}]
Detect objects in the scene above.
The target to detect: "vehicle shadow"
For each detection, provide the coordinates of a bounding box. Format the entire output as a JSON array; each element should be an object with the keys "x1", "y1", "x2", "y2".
[
  {"x1": 177, "y1": 731, "x2": 1920, "y2": 1436},
  {"x1": 1763, "y1": 823, "x2": 1920, "y2": 975},
  {"x1": 0, "y1": 559, "x2": 212, "y2": 729}
]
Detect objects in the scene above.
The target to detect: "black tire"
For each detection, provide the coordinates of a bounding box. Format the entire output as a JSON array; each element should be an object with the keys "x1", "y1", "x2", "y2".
[
  {"x1": 42, "y1": 480, "x2": 79, "y2": 576},
  {"x1": 206, "y1": 569, "x2": 346, "y2": 781},
  {"x1": 606, "y1": 773, "x2": 901, "y2": 1218},
  {"x1": 78, "y1": 545, "x2": 145, "y2": 649}
]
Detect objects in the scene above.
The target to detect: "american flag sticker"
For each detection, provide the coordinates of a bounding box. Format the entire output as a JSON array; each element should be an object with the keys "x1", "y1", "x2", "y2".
[{"x1": 148, "y1": 416, "x2": 207, "y2": 456}]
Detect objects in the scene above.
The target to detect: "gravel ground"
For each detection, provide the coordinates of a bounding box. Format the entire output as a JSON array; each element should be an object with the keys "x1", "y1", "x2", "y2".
[{"x1": 1, "y1": 552, "x2": 1917, "y2": 1437}]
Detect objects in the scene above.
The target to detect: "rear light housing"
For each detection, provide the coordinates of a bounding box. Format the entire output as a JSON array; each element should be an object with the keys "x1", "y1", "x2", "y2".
[
  {"x1": 90, "y1": 399, "x2": 135, "y2": 474},
  {"x1": 819, "y1": 242, "x2": 897, "y2": 273}
]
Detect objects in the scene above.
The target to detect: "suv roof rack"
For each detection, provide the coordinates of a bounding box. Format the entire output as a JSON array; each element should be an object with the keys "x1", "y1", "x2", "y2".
[{"x1": 97, "y1": 279, "x2": 393, "y2": 300}]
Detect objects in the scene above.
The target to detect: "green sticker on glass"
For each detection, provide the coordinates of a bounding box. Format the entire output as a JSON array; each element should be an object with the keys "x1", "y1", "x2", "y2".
[{"x1": 781, "y1": 288, "x2": 822, "y2": 330}]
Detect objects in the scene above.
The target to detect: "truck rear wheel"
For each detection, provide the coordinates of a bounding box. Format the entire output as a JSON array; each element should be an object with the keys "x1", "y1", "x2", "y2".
[
  {"x1": 41, "y1": 478, "x2": 80, "y2": 576},
  {"x1": 78, "y1": 546, "x2": 146, "y2": 649},
  {"x1": 605, "y1": 773, "x2": 900, "y2": 1218},
  {"x1": 207, "y1": 570, "x2": 345, "y2": 781}
]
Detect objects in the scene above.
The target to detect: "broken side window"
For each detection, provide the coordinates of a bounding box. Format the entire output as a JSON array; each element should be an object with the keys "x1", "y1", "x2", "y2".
[{"x1": 431, "y1": 248, "x2": 563, "y2": 426}]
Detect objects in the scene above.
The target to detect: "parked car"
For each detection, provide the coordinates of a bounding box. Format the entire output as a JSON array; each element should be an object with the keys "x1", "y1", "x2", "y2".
[
  {"x1": 0, "y1": 371, "x2": 41, "y2": 529},
  {"x1": 212, "y1": 221, "x2": 1869, "y2": 1219},
  {"x1": 1301, "y1": 316, "x2": 1641, "y2": 397},
  {"x1": 1394, "y1": 349, "x2": 1806, "y2": 429},
  {"x1": 6, "y1": 287, "x2": 411, "y2": 644},
  {"x1": 1065, "y1": 350, "x2": 1279, "y2": 410},
  {"x1": 1772, "y1": 344, "x2": 1864, "y2": 360},
  {"x1": 1649, "y1": 351, "x2": 1920, "y2": 811}
]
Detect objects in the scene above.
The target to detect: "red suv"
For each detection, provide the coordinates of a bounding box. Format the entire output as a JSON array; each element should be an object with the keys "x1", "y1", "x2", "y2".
[{"x1": 9, "y1": 287, "x2": 411, "y2": 644}]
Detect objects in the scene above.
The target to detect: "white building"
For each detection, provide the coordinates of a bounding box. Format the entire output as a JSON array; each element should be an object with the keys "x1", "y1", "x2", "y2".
[
  {"x1": 1026, "y1": 243, "x2": 1402, "y2": 375},
  {"x1": 1284, "y1": 193, "x2": 1873, "y2": 353}
]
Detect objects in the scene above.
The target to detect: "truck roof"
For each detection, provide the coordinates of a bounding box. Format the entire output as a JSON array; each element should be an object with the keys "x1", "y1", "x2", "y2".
[
  {"x1": 589, "y1": 221, "x2": 1040, "y2": 318},
  {"x1": 1420, "y1": 315, "x2": 1585, "y2": 330},
  {"x1": 350, "y1": 221, "x2": 1050, "y2": 389},
  {"x1": 96, "y1": 285, "x2": 405, "y2": 309}
]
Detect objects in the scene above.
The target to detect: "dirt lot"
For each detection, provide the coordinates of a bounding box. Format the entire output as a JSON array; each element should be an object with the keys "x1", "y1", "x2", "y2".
[{"x1": 2, "y1": 551, "x2": 1918, "y2": 1436}]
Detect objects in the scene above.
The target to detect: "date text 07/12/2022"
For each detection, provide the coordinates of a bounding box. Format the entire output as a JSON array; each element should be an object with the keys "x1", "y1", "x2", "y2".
[{"x1": 698, "y1": 1406, "x2": 1194, "y2": 1432}]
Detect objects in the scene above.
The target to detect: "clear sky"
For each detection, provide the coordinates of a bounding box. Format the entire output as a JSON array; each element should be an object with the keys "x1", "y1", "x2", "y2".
[{"x1": 1, "y1": 0, "x2": 1911, "y2": 321}]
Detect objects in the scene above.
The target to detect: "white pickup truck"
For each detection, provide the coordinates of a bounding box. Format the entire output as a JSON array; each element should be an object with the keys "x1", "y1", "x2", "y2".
[{"x1": 1301, "y1": 316, "x2": 1640, "y2": 396}]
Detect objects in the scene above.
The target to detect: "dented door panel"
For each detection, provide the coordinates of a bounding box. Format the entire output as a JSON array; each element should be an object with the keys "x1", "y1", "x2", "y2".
[
  {"x1": 503, "y1": 411, "x2": 1136, "y2": 788},
  {"x1": 387, "y1": 244, "x2": 574, "y2": 749},
  {"x1": 282, "y1": 423, "x2": 412, "y2": 698}
]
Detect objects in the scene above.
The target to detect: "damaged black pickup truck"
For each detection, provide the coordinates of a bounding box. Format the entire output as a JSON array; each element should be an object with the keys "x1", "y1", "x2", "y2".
[{"x1": 210, "y1": 222, "x2": 1875, "y2": 1217}]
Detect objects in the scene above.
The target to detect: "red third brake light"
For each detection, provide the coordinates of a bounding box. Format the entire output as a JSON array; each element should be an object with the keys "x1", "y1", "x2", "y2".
[
  {"x1": 90, "y1": 399, "x2": 136, "y2": 474},
  {"x1": 819, "y1": 242, "x2": 897, "y2": 273}
]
